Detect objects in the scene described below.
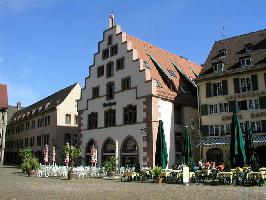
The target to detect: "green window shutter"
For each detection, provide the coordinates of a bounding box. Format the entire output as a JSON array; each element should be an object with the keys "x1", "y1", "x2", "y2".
[
  {"x1": 222, "y1": 80, "x2": 228, "y2": 95},
  {"x1": 200, "y1": 125, "x2": 209, "y2": 137},
  {"x1": 251, "y1": 74, "x2": 258, "y2": 91},
  {"x1": 262, "y1": 120, "x2": 266, "y2": 132},
  {"x1": 259, "y1": 96, "x2": 266, "y2": 109},
  {"x1": 229, "y1": 101, "x2": 236, "y2": 112},
  {"x1": 201, "y1": 104, "x2": 208, "y2": 115},
  {"x1": 206, "y1": 82, "x2": 212, "y2": 97},
  {"x1": 234, "y1": 78, "x2": 240, "y2": 93}
]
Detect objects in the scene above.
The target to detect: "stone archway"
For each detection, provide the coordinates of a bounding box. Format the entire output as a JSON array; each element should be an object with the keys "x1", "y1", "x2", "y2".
[
  {"x1": 85, "y1": 139, "x2": 97, "y2": 166},
  {"x1": 255, "y1": 145, "x2": 266, "y2": 167},
  {"x1": 206, "y1": 148, "x2": 223, "y2": 164},
  {"x1": 101, "y1": 137, "x2": 116, "y2": 165},
  {"x1": 120, "y1": 136, "x2": 139, "y2": 167}
]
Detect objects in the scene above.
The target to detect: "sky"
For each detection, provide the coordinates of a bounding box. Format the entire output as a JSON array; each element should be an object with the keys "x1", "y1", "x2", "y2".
[{"x1": 0, "y1": 0, "x2": 266, "y2": 107}]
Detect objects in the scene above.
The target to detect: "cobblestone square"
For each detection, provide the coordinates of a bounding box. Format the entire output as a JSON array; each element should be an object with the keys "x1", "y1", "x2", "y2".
[{"x1": 1, "y1": 166, "x2": 266, "y2": 200}]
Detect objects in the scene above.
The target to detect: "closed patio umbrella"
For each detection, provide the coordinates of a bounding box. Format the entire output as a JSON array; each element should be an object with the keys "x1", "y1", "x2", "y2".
[
  {"x1": 245, "y1": 122, "x2": 255, "y2": 166},
  {"x1": 155, "y1": 120, "x2": 168, "y2": 169},
  {"x1": 52, "y1": 146, "x2": 56, "y2": 165},
  {"x1": 44, "y1": 144, "x2": 49, "y2": 165},
  {"x1": 91, "y1": 144, "x2": 97, "y2": 167},
  {"x1": 230, "y1": 112, "x2": 246, "y2": 168},
  {"x1": 183, "y1": 126, "x2": 193, "y2": 168}
]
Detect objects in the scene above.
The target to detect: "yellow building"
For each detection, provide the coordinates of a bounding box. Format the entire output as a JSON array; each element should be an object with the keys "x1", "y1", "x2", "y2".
[{"x1": 196, "y1": 29, "x2": 266, "y2": 166}]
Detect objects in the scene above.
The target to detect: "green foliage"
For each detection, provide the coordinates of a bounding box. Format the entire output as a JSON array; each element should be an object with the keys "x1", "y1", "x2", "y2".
[
  {"x1": 135, "y1": 163, "x2": 140, "y2": 173},
  {"x1": 251, "y1": 158, "x2": 260, "y2": 172},
  {"x1": 63, "y1": 144, "x2": 81, "y2": 167},
  {"x1": 20, "y1": 148, "x2": 40, "y2": 174},
  {"x1": 152, "y1": 166, "x2": 162, "y2": 177},
  {"x1": 104, "y1": 156, "x2": 117, "y2": 172},
  {"x1": 224, "y1": 156, "x2": 231, "y2": 172}
]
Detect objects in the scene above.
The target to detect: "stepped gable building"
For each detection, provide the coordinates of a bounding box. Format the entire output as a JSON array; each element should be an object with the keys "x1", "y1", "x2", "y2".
[
  {"x1": 5, "y1": 83, "x2": 81, "y2": 164},
  {"x1": 196, "y1": 29, "x2": 266, "y2": 166},
  {"x1": 0, "y1": 83, "x2": 8, "y2": 164},
  {"x1": 78, "y1": 15, "x2": 202, "y2": 167}
]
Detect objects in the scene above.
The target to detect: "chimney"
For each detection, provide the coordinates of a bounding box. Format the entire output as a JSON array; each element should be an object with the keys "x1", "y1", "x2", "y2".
[
  {"x1": 17, "y1": 102, "x2": 21, "y2": 110},
  {"x1": 109, "y1": 13, "x2": 115, "y2": 28}
]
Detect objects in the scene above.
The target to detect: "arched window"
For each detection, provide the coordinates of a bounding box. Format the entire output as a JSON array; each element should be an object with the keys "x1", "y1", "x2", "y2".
[
  {"x1": 121, "y1": 136, "x2": 138, "y2": 167},
  {"x1": 206, "y1": 148, "x2": 223, "y2": 164},
  {"x1": 101, "y1": 138, "x2": 116, "y2": 165},
  {"x1": 86, "y1": 139, "x2": 96, "y2": 165}
]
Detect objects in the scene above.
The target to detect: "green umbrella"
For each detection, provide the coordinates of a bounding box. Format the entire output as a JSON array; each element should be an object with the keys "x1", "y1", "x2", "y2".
[
  {"x1": 230, "y1": 112, "x2": 246, "y2": 168},
  {"x1": 155, "y1": 120, "x2": 168, "y2": 169},
  {"x1": 183, "y1": 127, "x2": 194, "y2": 168},
  {"x1": 245, "y1": 122, "x2": 255, "y2": 165}
]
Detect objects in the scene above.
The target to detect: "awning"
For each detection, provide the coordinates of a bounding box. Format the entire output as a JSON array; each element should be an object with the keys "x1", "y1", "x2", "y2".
[{"x1": 197, "y1": 135, "x2": 266, "y2": 147}]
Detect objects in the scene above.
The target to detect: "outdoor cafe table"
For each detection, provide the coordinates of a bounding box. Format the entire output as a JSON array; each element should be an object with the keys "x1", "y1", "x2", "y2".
[
  {"x1": 247, "y1": 171, "x2": 265, "y2": 179},
  {"x1": 217, "y1": 172, "x2": 233, "y2": 184}
]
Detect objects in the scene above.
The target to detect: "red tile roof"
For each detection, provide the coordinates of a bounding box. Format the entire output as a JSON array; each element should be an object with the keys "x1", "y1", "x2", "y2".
[
  {"x1": 0, "y1": 84, "x2": 8, "y2": 109},
  {"x1": 126, "y1": 34, "x2": 202, "y2": 101}
]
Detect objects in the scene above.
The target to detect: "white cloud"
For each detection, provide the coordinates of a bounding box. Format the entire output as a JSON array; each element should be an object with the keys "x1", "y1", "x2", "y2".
[{"x1": 0, "y1": 0, "x2": 58, "y2": 12}]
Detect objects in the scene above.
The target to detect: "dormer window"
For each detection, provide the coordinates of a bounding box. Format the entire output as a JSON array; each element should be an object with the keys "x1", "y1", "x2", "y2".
[
  {"x1": 240, "y1": 56, "x2": 251, "y2": 67},
  {"x1": 167, "y1": 69, "x2": 176, "y2": 77},
  {"x1": 212, "y1": 62, "x2": 224, "y2": 73},
  {"x1": 245, "y1": 44, "x2": 253, "y2": 52},
  {"x1": 218, "y1": 49, "x2": 227, "y2": 57}
]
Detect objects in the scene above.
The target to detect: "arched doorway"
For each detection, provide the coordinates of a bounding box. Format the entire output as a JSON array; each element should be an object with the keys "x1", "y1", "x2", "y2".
[
  {"x1": 206, "y1": 148, "x2": 223, "y2": 164},
  {"x1": 101, "y1": 138, "x2": 116, "y2": 165},
  {"x1": 121, "y1": 136, "x2": 138, "y2": 167},
  {"x1": 255, "y1": 146, "x2": 266, "y2": 167},
  {"x1": 85, "y1": 139, "x2": 97, "y2": 165}
]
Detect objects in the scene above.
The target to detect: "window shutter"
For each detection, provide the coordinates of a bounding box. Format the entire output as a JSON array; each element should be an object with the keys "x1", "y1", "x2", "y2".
[
  {"x1": 234, "y1": 78, "x2": 240, "y2": 93},
  {"x1": 201, "y1": 104, "x2": 208, "y2": 116},
  {"x1": 200, "y1": 125, "x2": 209, "y2": 137},
  {"x1": 259, "y1": 96, "x2": 266, "y2": 109},
  {"x1": 229, "y1": 101, "x2": 236, "y2": 112},
  {"x1": 222, "y1": 80, "x2": 228, "y2": 95},
  {"x1": 261, "y1": 120, "x2": 266, "y2": 132},
  {"x1": 251, "y1": 74, "x2": 258, "y2": 91},
  {"x1": 206, "y1": 82, "x2": 212, "y2": 97}
]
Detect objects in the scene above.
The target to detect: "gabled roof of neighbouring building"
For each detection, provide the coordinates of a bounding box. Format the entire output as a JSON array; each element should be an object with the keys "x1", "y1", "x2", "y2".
[
  {"x1": 9, "y1": 83, "x2": 78, "y2": 124},
  {"x1": 0, "y1": 84, "x2": 8, "y2": 109},
  {"x1": 200, "y1": 29, "x2": 266, "y2": 76},
  {"x1": 125, "y1": 33, "x2": 202, "y2": 100}
]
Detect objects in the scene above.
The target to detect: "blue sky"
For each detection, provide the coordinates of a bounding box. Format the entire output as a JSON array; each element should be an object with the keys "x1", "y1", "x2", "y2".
[{"x1": 0, "y1": 0, "x2": 266, "y2": 106}]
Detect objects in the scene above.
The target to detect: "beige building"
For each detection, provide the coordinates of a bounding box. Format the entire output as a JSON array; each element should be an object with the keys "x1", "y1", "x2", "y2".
[
  {"x1": 196, "y1": 29, "x2": 266, "y2": 166},
  {"x1": 78, "y1": 15, "x2": 202, "y2": 168},
  {"x1": 5, "y1": 83, "x2": 81, "y2": 164}
]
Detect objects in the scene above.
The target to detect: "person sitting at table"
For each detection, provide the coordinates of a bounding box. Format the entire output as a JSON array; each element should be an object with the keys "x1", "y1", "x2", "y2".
[
  {"x1": 198, "y1": 159, "x2": 203, "y2": 170},
  {"x1": 205, "y1": 161, "x2": 211, "y2": 169},
  {"x1": 216, "y1": 164, "x2": 224, "y2": 172},
  {"x1": 193, "y1": 164, "x2": 198, "y2": 172}
]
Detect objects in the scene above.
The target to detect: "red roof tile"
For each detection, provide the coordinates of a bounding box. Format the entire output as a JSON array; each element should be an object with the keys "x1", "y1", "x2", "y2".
[{"x1": 0, "y1": 84, "x2": 8, "y2": 109}]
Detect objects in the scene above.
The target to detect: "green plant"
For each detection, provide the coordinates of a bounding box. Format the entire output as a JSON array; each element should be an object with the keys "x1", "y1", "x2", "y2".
[
  {"x1": 224, "y1": 155, "x2": 231, "y2": 172},
  {"x1": 104, "y1": 156, "x2": 117, "y2": 172},
  {"x1": 63, "y1": 144, "x2": 81, "y2": 169},
  {"x1": 251, "y1": 158, "x2": 260, "y2": 172},
  {"x1": 152, "y1": 166, "x2": 162, "y2": 177},
  {"x1": 20, "y1": 148, "x2": 40, "y2": 174}
]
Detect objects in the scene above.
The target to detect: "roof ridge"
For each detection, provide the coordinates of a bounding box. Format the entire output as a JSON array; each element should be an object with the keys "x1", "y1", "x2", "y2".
[{"x1": 215, "y1": 28, "x2": 266, "y2": 43}]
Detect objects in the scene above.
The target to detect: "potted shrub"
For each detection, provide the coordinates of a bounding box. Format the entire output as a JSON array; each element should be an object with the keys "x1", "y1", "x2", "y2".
[
  {"x1": 20, "y1": 148, "x2": 40, "y2": 177},
  {"x1": 63, "y1": 144, "x2": 81, "y2": 180},
  {"x1": 152, "y1": 166, "x2": 163, "y2": 183},
  {"x1": 104, "y1": 156, "x2": 117, "y2": 177}
]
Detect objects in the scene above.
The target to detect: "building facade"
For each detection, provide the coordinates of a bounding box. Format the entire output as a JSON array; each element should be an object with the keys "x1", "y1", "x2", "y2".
[
  {"x1": 196, "y1": 29, "x2": 266, "y2": 166},
  {"x1": 0, "y1": 84, "x2": 8, "y2": 164},
  {"x1": 5, "y1": 83, "x2": 81, "y2": 164},
  {"x1": 78, "y1": 16, "x2": 201, "y2": 168}
]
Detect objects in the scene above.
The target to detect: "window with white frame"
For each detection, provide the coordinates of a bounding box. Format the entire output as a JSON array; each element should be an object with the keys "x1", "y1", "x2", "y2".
[
  {"x1": 209, "y1": 125, "x2": 219, "y2": 136},
  {"x1": 250, "y1": 121, "x2": 262, "y2": 132},
  {"x1": 220, "y1": 125, "x2": 225, "y2": 135},
  {"x1": 212, "y1": 62, "x2": 224, "y2": 73},
  {"x1": 240, "y1": 57, "x2": 251, "y2": 67},
  {"x1": 212, "y1": 82, "x2": 223, "y2": 96},
  {"x1": 225, "y1": 124, "x2": 230, "y2": 135},
  {"x1": 219, "y1": 103, "x2": 229, "y2": 113},
  {"x1": 248, "y1": 99, "x2": 260, "y2": 110},
  {"x1": 219, "y1": 49, "x2": 227, "y2": 57},
  {"x1": 240, "y1": 77, "x2": 252, "y2": 92},
  {"x1": 245, "y1": 44, "x2": 253, "y2": 52}
]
